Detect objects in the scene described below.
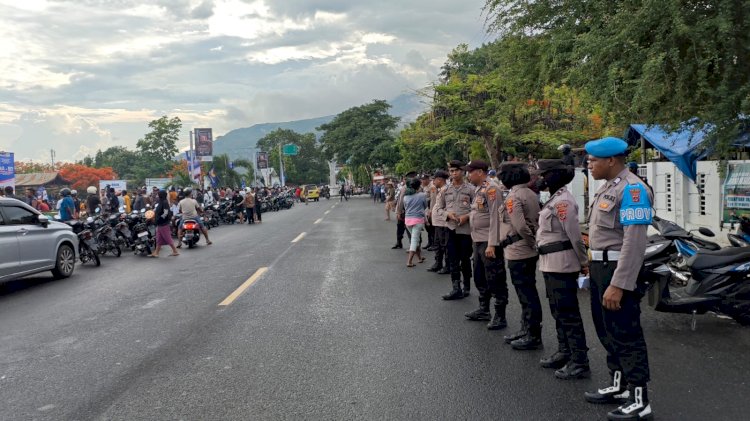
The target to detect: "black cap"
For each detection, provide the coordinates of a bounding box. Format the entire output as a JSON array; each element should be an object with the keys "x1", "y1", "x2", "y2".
[
  {"x1": 536, "y1": 159, "x2": 570, "y2": 173},
  {"x1": 447, "y1": 160, "x2": 465, "y2": 170},
  {"x1": 462, "y1": 160, "x2": 489, "y2": 172},
  {"x1": 404, "y1": 171, "x2": 418, "y2": 178},
  {"x1": 433, "y1": 170, "x2": 450, "y2": 180}
]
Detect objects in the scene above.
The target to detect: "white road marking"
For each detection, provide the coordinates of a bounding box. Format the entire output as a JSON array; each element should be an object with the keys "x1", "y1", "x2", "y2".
[
  {"x1": 292, "y1": 232, "x2": 307, "y2": 243},
  {"x1": 219, "y1": 267, "x2": 269, "y2": 306},
  {"x1": 314, "y1": 218, "x2": 323, "y2": 224}
]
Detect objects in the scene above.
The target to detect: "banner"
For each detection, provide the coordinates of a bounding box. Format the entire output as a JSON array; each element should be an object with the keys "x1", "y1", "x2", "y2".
[
  {"x1": 723, "y1": 162, "x2": 750, "y2": 221},
  {"x1": 99, "y1": 180, "x2": 127, "y2": 195},
  {"x1": 0, "y1": 152, "x2": 15, "y2": 189},
  {"x1": 145, "y1": 178, "x2": 172, "y2": 191},
  {"x1": 194, "y1": 128, "x2": 213, "y2": 162},
  {"x1": 257, "y1": 151, "x2": 268, "y2": 169},
  {"x1": 208, "y1": 166, "x2": 219, "y2": 188},
  {"x1": 185, "y1": 151, "x2": 202, "y2": 183}
]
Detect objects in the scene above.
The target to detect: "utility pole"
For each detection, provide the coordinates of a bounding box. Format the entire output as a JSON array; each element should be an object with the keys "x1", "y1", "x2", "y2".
[
  {"x1": 278, "y1": 143, "x2": 285, "y2": 187},
  {"x1": 50, "y1": 149, "x2": 56, "y2": 169}
]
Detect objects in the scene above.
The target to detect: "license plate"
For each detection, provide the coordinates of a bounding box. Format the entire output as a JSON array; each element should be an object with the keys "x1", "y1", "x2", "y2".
[
  {"x1": 138, "y1": 232, "x2": 148, "y2": 237},
  {"x1": 184, "y1": 233, "x2": 194, "y2": 239}
]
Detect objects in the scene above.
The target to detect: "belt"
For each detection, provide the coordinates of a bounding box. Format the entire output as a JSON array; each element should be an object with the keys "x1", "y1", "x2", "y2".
[
  {"x1": 501, "y1": 234, "x2": 523, "y2": 248},
  {"x1": 538, "y1": 240, "x2": 573, "y2": 255},
  {"x1": 589, "y1": 250, "x2": 621, "y2": 262}
]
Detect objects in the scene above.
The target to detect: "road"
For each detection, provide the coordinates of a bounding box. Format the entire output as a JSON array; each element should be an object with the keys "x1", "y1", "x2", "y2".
[{"x1": 1, "y1": 196, "x2": 749, "y2": 420}]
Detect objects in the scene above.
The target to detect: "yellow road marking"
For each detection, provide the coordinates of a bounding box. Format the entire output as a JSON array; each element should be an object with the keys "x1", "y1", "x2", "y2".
[
  {"x1": 219, "y1": 267, "x2": 268, "y2": 306},
  {"x1": 292, "y1": 232, "x2": 306, "y2": 243},
  {"x1": 314, "y1": 218, "x2": 323, "y2": 224}
]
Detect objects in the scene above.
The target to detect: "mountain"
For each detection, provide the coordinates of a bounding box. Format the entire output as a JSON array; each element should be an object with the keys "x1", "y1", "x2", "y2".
[{"x1": 213, "y1": 93, "x2": 427, "y2": 161}]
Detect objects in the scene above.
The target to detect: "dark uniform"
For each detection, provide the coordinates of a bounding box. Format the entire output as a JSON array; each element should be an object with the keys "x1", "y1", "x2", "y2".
[
  {"x1": 583, "y1": 137, "x2": 654, "y2": 421},
  {"x1": 497, "y1": 163, "x2": 542, "y2": 349},
  {"x1": 436, "y1": 162, "x2": 474, "y2": 299},
  {"x1": 535, "y1": 159, "x2": 590, "y2": 380},
  {"x1": 428, "y1": 172, "x2": 451, "y2": 273},
  {"x1": 464, "y1": 160, "x2": 508, "y2": 329}
]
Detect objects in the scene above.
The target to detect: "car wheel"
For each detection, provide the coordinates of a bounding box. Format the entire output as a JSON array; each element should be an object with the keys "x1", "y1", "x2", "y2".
[{"x1": 52, "y1": 243, "x2": 76, "y2": 279}]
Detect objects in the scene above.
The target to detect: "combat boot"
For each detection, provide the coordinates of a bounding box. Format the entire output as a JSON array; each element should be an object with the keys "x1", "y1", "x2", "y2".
[
  {"x1": 503, "y1": 321, "x2": 528, "y2": 344},
  {"x1": 486, "y1": 303, "x2": 507, "y2": 330},
  {"x1": 540, "y1": 347, "x2": 571, "y2": 369},
  {"x1": 607, "y1": 385, "x2": 652, "y2": 420},
  {"x1": 462, "y1": 279, "x2": 471, "y2": 296},
  {"x1": 437, "y1": 267, "x2": 450, "y2": 275},
  {"x1": 427, "y1": 262, "x2": 442, "y2": 272},
  {"x1": 554, "y1": 361, "x2": 591, "y2": 380},
  {"x1": 442, "y1": 280, "x2": 464, "y2": 300},
  {"x1": 585, "y1": 371, "x2": 629, "y2": 404},
  {"x1": 464, "y1": 300, "x2": 491, "y2": 321},
  {"x1": 511, "y1": 326, "x2": 543, "y2": 350}
]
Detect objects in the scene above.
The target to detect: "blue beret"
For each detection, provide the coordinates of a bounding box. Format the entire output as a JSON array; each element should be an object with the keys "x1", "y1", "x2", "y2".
[{"x1": 585, "y1": 137, "x2": 628, "y2": 158}]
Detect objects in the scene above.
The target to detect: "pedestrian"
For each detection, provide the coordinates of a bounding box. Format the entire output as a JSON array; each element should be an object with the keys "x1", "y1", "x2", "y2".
[
  {"x1": 498, "y1": 162, "x2": 543, "y2": 350},
  {"x1": 393, "y1": 173, "x2": 416, "y2": 249},
  {"x1": 402, "y1": 177, "x2": 427, "y2": 267},
  {"x1": 150, "y1": 190, "x2": 179, "y2": 258},
  {"x1": 583, "y1": 137, "x2": 654, "y2": 421},
  {"x1": 86, "y1": 186, "x2": 100, "y2": 214},
  {"x1": 24, "y1": 188, "x2": 38, "y2": 208},
  {"x1": 254, "y1": 188, "x2": 263, "y2": 223},
  {"x1": 244, "y1": 188, "x2": 255, "y2": 224},
  {"x1": 535, "y1": 159, "x2": 591, "y2": 380},
  {"x1": 427, "y1": 170, "x2": 450, "y2": 273},
  {"x1": 438, "y1": 160, "x2": 474, "y2": 299},
  {"x1": 464, "y1": 160, "x2": 509, "y2": 331},
  {"x1": 384, "y1": 181, "x2": 396, "y2": 220},
  {"x1": 421, "y1": 174, "x2": 435, "y2": 250}
]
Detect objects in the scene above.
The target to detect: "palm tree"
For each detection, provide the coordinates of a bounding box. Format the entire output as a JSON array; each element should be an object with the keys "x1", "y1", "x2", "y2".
[{"x1": 212, "y1": 154, "x2": 254, "y2": 188}]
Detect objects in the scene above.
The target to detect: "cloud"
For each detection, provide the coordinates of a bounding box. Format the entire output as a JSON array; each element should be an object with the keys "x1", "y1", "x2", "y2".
[{"x1": 0, "y1": 0, "x2": 492, "y2": 161}]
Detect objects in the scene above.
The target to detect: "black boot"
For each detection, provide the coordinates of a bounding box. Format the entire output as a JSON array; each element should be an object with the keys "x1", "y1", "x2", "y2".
[
  {"x1": 503, "y1": 322, "x2": 528, "y2": 344},
  {"x1": 427, "y1": 263, "x2": 442, "y2": 272},
  {"x1": 442, "y1": 280, "x2": 464, "y2": 301},
  {"x1": 437, "y1": 267, "x2": 450, "y2": 275},
  {"x1": 511, "y1": 326, "x2": 543, "y2": 350},
  {"x1": 540, "y1": 348, "x2": 571, "y2": 369},
  {"x1": 464, "y1": 300, "x2": 490, "y2": 321},
  {"x1": 462, "y1": 279, "x2": 471, "y2": 297},
  {"x1": 487, "y1": 304, "x2": 507, "y2": 330},
  {"x1": 607, "y1": 385, "x2": 652, "y2": 420},
  {"x1": 555, "y1": 361, "x2": 591, "y2": 380},
  {"x1": 391, "y1": 243, "x2": 403, "y2": 249},
  {"x1": 585, "y1": 371, "x2": 629, "y2": 404}
]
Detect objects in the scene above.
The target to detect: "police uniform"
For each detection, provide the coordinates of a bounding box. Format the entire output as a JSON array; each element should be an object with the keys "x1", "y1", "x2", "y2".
[
  {"x1": 436, "y1": 161, "x2": 474, "y2": 299},
  {"x1": 429, "y1": 172, "x2": 451, "y2": 273},
  {"x1": 497, "y1": 163, "x2": 542, "y2": 348},
  {"x1": 424, "y1": 177, "x2": 436, "y2": 249},
  {"x1": 583, "y1": 138, "x2": 654, "y2": 421},
  {"x1": 535, "y1": 159, "x2": 590, "y2": 380},
  {"x1": 464, "y1": 160, "x2": 509, "y2": 327}
]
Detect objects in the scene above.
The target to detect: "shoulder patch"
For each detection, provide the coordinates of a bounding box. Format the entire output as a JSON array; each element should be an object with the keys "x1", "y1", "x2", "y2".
[
  {"x1": 555, "y1": 202, "x2": 569, "y2": 221},
  {"x1": 506, "y1": 198, "x2": 514, "y2": 214},
  {"x1": 487, "y1": 187, "x2": 496, "y2": 201},
  {"x1": 620, "y1": 183, "x2": 652, "y2": 225}
]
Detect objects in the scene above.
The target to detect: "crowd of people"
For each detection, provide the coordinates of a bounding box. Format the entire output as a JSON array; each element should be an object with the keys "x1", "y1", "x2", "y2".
[{"x1": 379, "y1": 137, "x2": 655, "y2": 421}]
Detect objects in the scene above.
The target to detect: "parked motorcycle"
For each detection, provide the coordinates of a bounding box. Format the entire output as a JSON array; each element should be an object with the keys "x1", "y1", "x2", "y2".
[
  {"x1": 726, "y1": 216, "x2": 750, "y2": 247},
  {"x1": 65, "y1": 220, "x2": 101, "y2": 266},
  {"x1": 91, "y1": 210, "x2": 121, "y2": 257}
]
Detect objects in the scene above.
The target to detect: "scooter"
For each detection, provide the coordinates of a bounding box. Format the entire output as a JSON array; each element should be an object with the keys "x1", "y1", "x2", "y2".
[
  {"x1": 726, "y1": 216, "x2": 750, "y2": 247},
  {"x1": 181, "y1": 218, "x2": 202, "y2": 248},
  {"x1": 91, "y1": 210, "x2": 121, "y2": 257},
  {"x1": 65, "y1": 220, "x2": 101, "y2": 266}
]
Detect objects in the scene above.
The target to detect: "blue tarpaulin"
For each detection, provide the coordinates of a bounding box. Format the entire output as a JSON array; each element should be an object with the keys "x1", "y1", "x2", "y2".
[{"x1": 624, "y1": 124, "x2": 710, "y2": 182}]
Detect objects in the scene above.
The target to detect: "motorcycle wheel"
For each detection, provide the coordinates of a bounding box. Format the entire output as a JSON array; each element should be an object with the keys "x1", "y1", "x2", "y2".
[
  {"x1": 111, "y1": 242, "x2": 122, "y2": 257},
  {"x1": 92, "y1": 249, "x2": 101, "y2": 266}
]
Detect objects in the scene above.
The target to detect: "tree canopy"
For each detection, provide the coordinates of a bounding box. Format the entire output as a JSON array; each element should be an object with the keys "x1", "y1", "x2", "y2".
[{"x1": 257, "y1": 128, "x2": 329, "y2": 185}]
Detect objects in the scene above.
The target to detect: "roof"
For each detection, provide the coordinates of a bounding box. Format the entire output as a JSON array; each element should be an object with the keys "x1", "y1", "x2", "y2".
[{"x1": 14, "y1": 172, "x2": 71, "y2": 187}]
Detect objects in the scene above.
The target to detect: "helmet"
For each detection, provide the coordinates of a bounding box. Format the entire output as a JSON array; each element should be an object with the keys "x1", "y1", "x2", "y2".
[
  {"x1": 488, "y1": 170, "x2": 497, "y2": 176},
  {"x1": 87, "y1": 186, "x2": 97, "y2": 194},
  {"x1": 627, "y1": 161, "x2": 639, "y2": 170},
  {"x1": 71, "y1": 189, "x2": 78, "y2": 196},
  {"x1": 183, "y1": 187, "x2": 192, "y2": 196},
  {"x1": 60, "y1": 188, "x2": 71, "y2": 197},
  {"x1": 558, "y1": 144, "x2": 571, "y2": 153}
]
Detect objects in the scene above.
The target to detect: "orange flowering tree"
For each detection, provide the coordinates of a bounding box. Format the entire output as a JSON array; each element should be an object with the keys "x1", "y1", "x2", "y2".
[{"x1": 59, "y1": 164, "x2": 118, "y2": 191}]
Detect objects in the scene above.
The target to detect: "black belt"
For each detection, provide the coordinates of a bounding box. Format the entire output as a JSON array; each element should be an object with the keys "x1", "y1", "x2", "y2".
[
  {"x1": 501, "y1": 234, "x2": 523, "y2": 248},
  {"x1": 538, "y1": 240, "x2": 573, "y2": 255}
]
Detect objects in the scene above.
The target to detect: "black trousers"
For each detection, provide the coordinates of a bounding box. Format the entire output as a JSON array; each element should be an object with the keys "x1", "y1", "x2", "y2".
[
  {"x1": 473, "y1": 242, "x2": 508, "y2": 309},
  {"x1": 447, "y1": 230, "x2": 472, "y2": 288},
  {"x1": 590, "y1": 261, "x2": 650, "y2": 386},
  {"x1": 396, "y1": 218, "x2": 410, "y2": 245},
  {"x1": 508, "y1": 257, "x2": 543, "y2": 331},
  {"x1": 433, "y1": 226, "x2": 450, "y2": 269},
  {"x1": 255, "y1": 205, "x2": 262, "y2": 222},
  {"x1": 543, "y1": 272, "x2": 589, "y2": 363},
  {"x1": 425, "y1": 223, "x2": 435, "y2": 246}
]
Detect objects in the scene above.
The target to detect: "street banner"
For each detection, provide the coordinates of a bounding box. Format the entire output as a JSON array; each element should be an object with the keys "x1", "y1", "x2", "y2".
[
  {"x1": 723, "y1": 162, "x2": 750, "y2": 220},
  {"x1": 146, "y1": 178, "x2": 172, "y2": 191},
  {"x1": 194, "y1": 128, "x2": 213, "y2": 162},
  {"x1": 185, "y1": 151, "x2": 202, "y2": 183},
  {"x1": 209, "y1": 166, "x2": 219, "y2": 188},
  {"x1": 100, "y1": 180, "x2": 127, "y2": 195},
  {"x1": 257, "y1": 152, "x2": 268, "y2": 169},
  {"x1": 0, "y1": 152, "x2": 14, "y2": 189}
]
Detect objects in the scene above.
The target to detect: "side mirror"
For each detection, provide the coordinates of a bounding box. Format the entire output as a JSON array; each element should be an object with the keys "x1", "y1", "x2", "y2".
[
  {"x1": 698, "y1": 227, "x2": 715, "y2": 237},
  {"x1": 38, "y1": 215, "x2": 50, "y2": 227},
  {"x1": 95, "y1": 207, "x2": 101, "y2": 214}
]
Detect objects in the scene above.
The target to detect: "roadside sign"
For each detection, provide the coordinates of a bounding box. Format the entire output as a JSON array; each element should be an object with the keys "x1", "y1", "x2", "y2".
[{"x1": 282, "y1": 144, "x2": 299, "y2": 156}]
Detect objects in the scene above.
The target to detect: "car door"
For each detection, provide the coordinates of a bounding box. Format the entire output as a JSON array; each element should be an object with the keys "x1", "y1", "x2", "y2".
[
  {"x1": 0, "y1": 207, "x2": 21, "y2": 279},
  {"x1": 2, "y1": 204, "x2": 55, "y2": 272}
]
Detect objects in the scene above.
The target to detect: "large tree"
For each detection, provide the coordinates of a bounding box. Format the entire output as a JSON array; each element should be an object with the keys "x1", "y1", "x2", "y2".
[
  {"x1": 136, "y1": 116, "x2": 182, "y2": 178},
  {"x1": 93, "y1": 146, "x2": 140, "y2": 180},
  {"x1": 257, "y1": 129, "x2": 328, "y2": 185}
]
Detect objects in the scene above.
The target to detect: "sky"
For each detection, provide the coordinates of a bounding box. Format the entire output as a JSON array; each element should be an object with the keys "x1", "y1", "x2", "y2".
[{"x1": 0, "y1": 0, "x2": 492, "y2": 162}]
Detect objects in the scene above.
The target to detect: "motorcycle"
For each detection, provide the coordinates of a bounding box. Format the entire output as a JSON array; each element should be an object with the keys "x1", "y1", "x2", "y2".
[
  {"x1": 181, "y1": 218, "x2": 202, "y2": 248},
  {"x1": 114, "y1": 212, "x2": 135, "y2": 251},
  {"x1": 726, "y1": 216, "x2": 750, "y2": 247},
  {"x1": 91, "y1": 209, "x2": 121, "y2": 257},
  {"x1": 647, "y1": 216, "x2": 720, "y2": 285},
  {"x1": 65, "y1": 220, "x2": 101, "y2": 266}
]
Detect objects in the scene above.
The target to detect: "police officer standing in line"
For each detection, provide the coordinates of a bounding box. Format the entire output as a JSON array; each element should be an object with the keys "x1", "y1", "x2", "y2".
[
  {"x1": 422, "y1": 174, "x2": 436, "y2": 250},
  {"x1": 497, "y1": 163, "x2": 543, "y2": 347},
  {"x1": 535, "y1": 159, "x2": 591, "y2": 380},
  {"x1": 428, "y1": 170, "x2": 451, "y2": 273},
  {"x1": 437, "y1": 161, "x2": 475, "y2": 299},
  {"x1": 583, "y1": 137, "x2": 654, "y2": 421},
  {"x1": 464, "y1": 160, "x2": 508, "y2": 330}
]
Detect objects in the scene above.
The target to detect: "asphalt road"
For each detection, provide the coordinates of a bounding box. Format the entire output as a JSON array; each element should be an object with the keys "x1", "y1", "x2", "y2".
[{"x1": 1, "y1": 196, "x2": 749, "y2": 421}]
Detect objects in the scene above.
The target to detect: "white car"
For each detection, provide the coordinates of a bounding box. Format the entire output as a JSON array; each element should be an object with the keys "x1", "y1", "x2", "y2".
[{"x1": 0, "y1": 197, "x2": 78, "y2": 282}]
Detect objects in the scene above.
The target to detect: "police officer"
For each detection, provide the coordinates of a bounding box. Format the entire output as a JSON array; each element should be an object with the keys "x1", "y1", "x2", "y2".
[
  {"x1": 535, "y1": 159, "x2": 590, "y2": 380},
  {"x1": 422, "y1": 174, "x2": 436, "y2": 250},
  {"x1": 584, "y1": 137, "x2": 654, "y2": 421},
  {"x1": 428, "y1": 170, "x2": 450, "y2": 273},
  {"x1": 437, "y1": 161, "x2": 474, "y2": 299},
  {"x1": 497, "y1": 163, "x2": 542, "y2": 348},
  {"x1": 464, "y1": 160, "x2": 508, "y2": 330}
]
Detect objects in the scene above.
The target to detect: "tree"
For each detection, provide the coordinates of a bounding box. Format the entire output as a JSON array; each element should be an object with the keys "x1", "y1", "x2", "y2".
[
  {"x1": 318, "y1": 100, "x2": 400, "y2": 173},
  {"x1": 93, "y1": 146, "x2": 140, "y2": 180},
  {"x1": 15, "y1": 161, "x2": 60, "y2": 174},
  {"x1": 257, "y1": 129, "x2": 329, "y2": 185},
  {"x1": 211, "y1": 154, "x2": 254, "y2": 188},
  {"x1": 135, "y1": 116, "x2": 182, "y2": 178},
  {"x1": 59, "y1": 164, "x2": 118, "y2": 191}
]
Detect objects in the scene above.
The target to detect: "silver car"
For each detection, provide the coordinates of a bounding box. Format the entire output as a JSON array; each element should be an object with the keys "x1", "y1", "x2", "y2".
[{"x1": 0, "y1": 197, "x2": 78, "y2": 282}]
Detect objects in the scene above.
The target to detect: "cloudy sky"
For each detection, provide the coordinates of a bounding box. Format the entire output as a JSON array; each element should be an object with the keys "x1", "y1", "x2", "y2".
[{"x1": 0, "y1": 0, "x2": 491, "y2": 162}]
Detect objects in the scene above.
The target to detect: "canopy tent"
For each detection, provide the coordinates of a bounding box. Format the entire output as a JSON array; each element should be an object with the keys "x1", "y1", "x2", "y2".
[{"x1": 624, "y1": 124, "x2": 710, "y2": 182}]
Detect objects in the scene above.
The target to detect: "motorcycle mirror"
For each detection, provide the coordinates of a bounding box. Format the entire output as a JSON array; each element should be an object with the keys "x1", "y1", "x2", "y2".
[
  {"x1": 698, "y1": 227, "x2": 715, "y2": 237},
  {"x1": 141, "y1": 208, "x2": 146, "y2": 213},
  {"x1": 95, "y1": 207, "x2": 101, "y2": 213}
]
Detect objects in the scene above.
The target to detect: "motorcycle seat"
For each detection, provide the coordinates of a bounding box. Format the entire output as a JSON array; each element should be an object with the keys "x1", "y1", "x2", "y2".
[{"x1": 688, "y1": 247, "x2": 750, "y2": 270}]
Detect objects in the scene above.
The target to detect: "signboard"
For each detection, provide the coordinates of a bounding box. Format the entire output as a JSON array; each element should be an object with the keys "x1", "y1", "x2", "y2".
[
  {"x1": 257, "y1": 151, "x2": 269, "y2": 169},
  {"x1": 194, "y1": 128, "x2": 213, "y2": 162},
  {"x1": 282, "y1": 144, "x2": 299, "y2": 156},
  {"x1": 723, "y1": 163, "x2": 750, "y2": 221},
  {"x1": 146, "y1": 178, "x2": 172, "y2": 191},
  {"x1": 99, "y1": 180, "x2": 127, "y2": 195},
  {"x1": 0, "y1": 152, "x2": 14, "y2": 189}
]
